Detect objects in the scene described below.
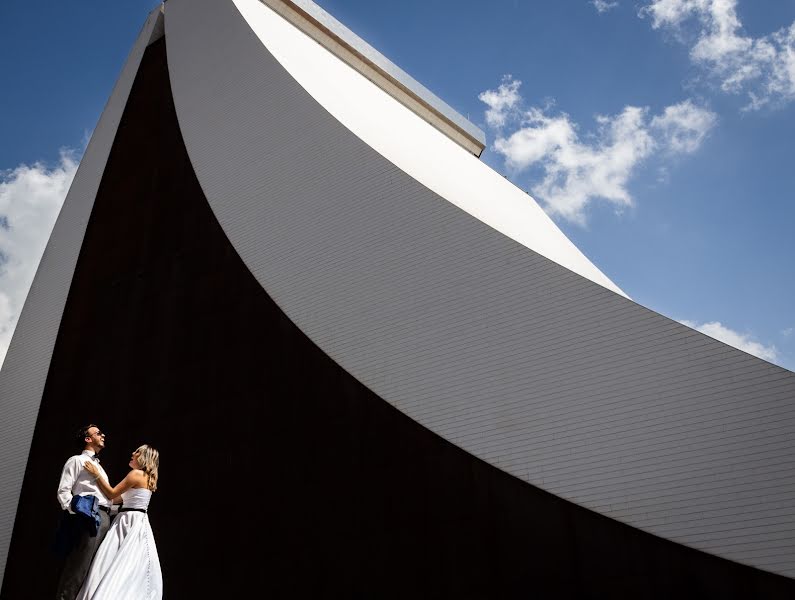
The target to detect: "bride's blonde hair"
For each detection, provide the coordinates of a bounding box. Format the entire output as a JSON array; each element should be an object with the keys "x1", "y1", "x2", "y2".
[{"x1": 135, "y1": 444, "x2": 159, "y2": 492}]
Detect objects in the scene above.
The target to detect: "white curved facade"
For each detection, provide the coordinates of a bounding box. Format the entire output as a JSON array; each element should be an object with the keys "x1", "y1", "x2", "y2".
[
  {"x1": 1, "y1": 0, "x2": 793, "y2": 590},
  {"x1": 164, "y1": 0, "x2": 795, "y2": 578},
  {"x1": 233, "y1": 0, "x2": 626, "y2": 298}
]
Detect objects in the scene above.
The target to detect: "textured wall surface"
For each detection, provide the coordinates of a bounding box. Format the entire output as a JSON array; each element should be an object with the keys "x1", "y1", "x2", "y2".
[
  {"x1": 2, "y1": 41, "x2": 793, "y2": 598},
  {"x1": 237, "y1": 0, "x2": 625, "y2": 297},
  {"x1": 166, "y1": 0, "x2": 795, "y2": 576},
  {"x1": 0, "y1": 9, "x2": 163, "y2": 587}
]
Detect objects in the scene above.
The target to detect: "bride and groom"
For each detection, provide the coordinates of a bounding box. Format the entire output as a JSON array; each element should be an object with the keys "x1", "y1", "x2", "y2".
[{"x1": 55, "y1": 424, "x2": 162, "y2": 600}]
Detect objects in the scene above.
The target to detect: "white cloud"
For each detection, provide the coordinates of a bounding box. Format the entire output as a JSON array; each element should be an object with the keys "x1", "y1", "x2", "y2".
[
  {"x1": 640, "y1": 0, "x2": 795, "y2": 109},
  {"x1": 480, "y1": 78, "x2": 715, "y2": 224},
  {"x1": 592, "y1": 0, "x2": 619, "y2": 14},
  {"x1": 0, "y1": 150, "x2": 78, "y2": 369},
  {"x1": 478, "y1": 76, "x2": 522, "y2": 128},
  {"x1": 494, "y1": 104, "x2": 655, "y2": 224},
  {"x1": 680, "y1": 319, "x2": 778, "y2": 361},
  {"x1": 651, "y1": 99, "x2": 718, "y2": 152},
  {"x1": 782, "y1": 327, "x2": 794, "y2": 338}
]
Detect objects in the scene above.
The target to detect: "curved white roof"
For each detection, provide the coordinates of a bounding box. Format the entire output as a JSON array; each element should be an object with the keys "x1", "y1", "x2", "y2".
[
  {"x1": 235, "y1": 0, "x2": 627, "y2": 298},
  {"x1": 165, "y1": 0, "x2": 795, "y2": 577}
]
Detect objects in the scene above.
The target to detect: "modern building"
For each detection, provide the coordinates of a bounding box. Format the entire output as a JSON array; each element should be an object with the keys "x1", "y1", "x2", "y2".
[{"x1": 1, "y1": 0, "x2": 794, "y2": 597}]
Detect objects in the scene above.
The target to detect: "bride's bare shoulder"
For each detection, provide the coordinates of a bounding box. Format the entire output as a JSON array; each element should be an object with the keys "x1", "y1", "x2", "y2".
[{"x1": 128, "y1": 469, "x2": 148, "y2": 486}]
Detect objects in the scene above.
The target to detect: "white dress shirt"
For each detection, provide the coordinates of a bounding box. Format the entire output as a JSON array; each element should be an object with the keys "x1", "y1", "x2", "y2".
[{"x1": 57, "y1": 450, "x2": 111, "y2": 511}]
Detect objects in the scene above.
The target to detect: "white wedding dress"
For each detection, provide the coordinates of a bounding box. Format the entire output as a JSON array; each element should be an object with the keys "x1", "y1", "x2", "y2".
[{"x1": 76, "y1": 487, "x2": 163, "y2": 600}]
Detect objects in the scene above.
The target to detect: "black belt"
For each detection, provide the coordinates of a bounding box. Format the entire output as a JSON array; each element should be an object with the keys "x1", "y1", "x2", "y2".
[
  {"x1": 98, "y1": 505, "x2": 111, "y2": 514},
  {"x1": 119, "y1": 507, "x2": 147, "y2": 514}
]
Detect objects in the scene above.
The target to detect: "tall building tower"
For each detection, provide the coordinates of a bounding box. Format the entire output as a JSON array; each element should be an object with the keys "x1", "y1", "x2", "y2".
[{"x1": 1, "y1": 1, "x2": 794, "y2": 597}]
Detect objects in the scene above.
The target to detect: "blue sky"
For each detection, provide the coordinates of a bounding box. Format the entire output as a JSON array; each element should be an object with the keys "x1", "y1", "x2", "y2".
[{"x1": 0, "y1": 0, "x2": 793, "y2": 370}]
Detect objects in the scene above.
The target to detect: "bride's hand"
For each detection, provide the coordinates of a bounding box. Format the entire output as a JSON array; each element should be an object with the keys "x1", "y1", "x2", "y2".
[{"x1": 84, "y1": 461, "x2": 100, "y2": 477}]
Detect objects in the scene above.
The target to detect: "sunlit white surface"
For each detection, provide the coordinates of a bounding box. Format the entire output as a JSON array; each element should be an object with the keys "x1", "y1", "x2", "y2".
[{"x1": 233, "y1": 0, "x2": 626, "y2": 297}]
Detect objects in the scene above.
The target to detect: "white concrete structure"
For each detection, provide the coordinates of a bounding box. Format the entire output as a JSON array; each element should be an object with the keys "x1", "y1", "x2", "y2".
[
  {"x1": 1, "y1": 0, "x2": 793, "y2": 591},
  {"x1": 166, "y1": 0, "x2": 794, "y2": 578}
]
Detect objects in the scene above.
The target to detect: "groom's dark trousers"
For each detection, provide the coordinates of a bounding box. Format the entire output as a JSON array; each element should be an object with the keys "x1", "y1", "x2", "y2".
[{"x1": 54, "y1": 509, "x2": 111, "y2": 600}]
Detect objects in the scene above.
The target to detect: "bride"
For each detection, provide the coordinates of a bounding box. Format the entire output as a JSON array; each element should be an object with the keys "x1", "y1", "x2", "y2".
[{"x1": 78, "y1": 445, "x2": 163, "y2": 600}]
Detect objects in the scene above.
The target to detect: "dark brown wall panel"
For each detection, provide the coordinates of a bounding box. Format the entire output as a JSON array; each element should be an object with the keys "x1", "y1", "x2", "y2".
[{"x1": 2, "y1": 39, "x2": 793, "y2": 600}]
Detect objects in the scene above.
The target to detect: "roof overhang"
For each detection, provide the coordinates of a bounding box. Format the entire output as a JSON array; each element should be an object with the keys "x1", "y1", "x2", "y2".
[{"x1": 259, "y1": 0, "x2": 487, "y2": 157}]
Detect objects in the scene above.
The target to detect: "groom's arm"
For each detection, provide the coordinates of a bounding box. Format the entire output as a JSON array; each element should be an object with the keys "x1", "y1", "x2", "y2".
[{"x1": 56, "y1": 456, "x2": 81, "y2": 512}]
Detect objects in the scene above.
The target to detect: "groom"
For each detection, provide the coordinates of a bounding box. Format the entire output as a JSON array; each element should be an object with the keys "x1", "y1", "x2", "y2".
[{"x1": 54, "y1": 424, "x2": 113, "y2": 600}]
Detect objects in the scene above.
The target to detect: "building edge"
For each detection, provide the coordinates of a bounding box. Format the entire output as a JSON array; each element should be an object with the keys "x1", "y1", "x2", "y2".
[{"x1": 0, "y1": 6, "x2": 164, "y2": 587}]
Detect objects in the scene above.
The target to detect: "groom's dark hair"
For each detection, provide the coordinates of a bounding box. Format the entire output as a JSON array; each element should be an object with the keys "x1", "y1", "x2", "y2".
[{"x1": 76, "y1": 424, "x2": 99, "y2": 451}]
